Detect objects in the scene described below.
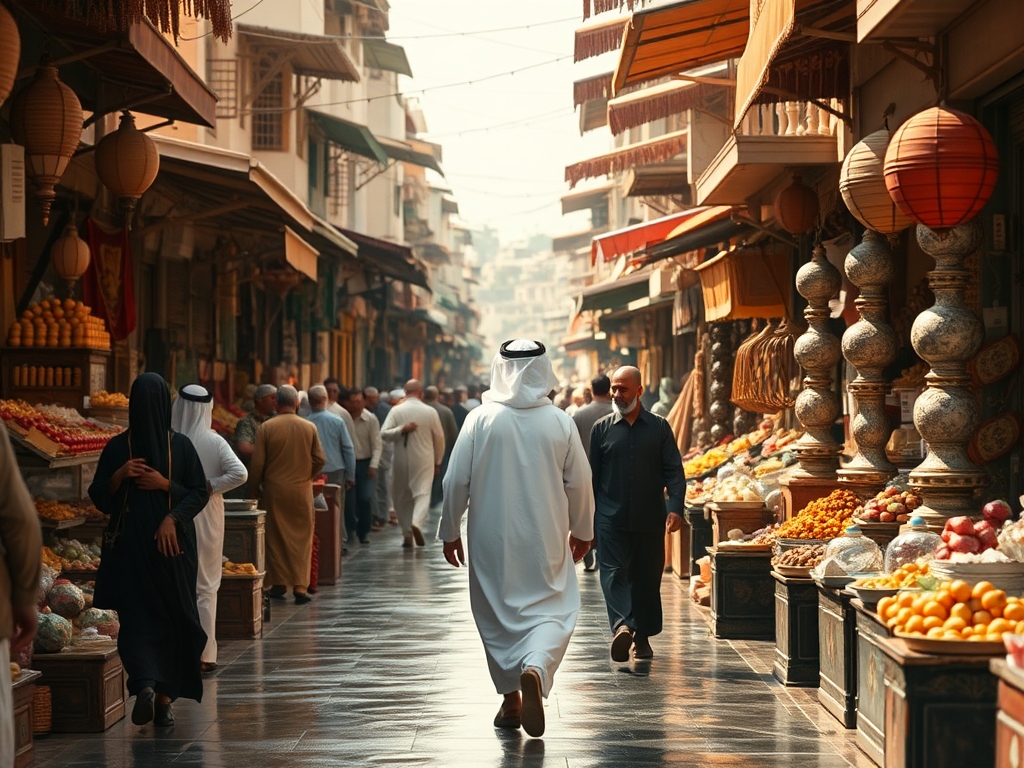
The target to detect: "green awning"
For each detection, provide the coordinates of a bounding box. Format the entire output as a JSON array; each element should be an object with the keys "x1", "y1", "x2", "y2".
[
  {"x1": 362, "y1": 39, "x2": 413, "y2": 77},
  {"x1": 578, "y1": 271, "x2": 651, "y2": 313},
  {"x1": 377, "y1": 136, "x2": 444, "y2": 175},
  {"x1": 307, "y1": 109, "x2": 389, "y2": 165}
]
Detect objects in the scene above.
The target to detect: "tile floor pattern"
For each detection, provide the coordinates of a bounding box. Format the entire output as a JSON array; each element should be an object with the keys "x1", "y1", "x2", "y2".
[{"x1": 33, "y1": 510, "x2": 876, "y2": 767}]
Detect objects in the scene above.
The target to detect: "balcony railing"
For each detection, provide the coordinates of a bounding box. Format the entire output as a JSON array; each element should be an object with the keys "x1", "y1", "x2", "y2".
[{"x1": 739, "y1": 99, "x2": 843, "y2": 138}]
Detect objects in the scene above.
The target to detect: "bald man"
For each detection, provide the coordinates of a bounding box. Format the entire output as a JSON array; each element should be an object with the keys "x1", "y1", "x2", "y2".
[
  {"x1": 380, "y1": 380, "x2": 445, "y2": 548},
  {"x1": 589, "y1": 366, "x2": 685, "y2": 662}
]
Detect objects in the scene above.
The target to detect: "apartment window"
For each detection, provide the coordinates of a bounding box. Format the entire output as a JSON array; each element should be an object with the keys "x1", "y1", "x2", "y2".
[
  {"x1": 252, "y1": 58, "x2": 285, "y2": 151},
  {"x1": 329, "y1": 155, "x2": 352, "y2": 226},
  {"x1": 207, "y1": 59, "x2": 238, "y2": 119}
]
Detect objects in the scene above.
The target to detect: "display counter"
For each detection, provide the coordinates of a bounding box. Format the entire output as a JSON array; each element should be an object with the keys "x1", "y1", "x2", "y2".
[
  {"x1": 31, "y1": 645, "x2": 125, "y2": 732},
  {"x1": 709, "y1": 549, "x2": 774, "y2": 639},
  {"x1": 772, "y1": 572, "x2": 819, "y2": 686},
  {"x1": 817, "y1": 583, "x2": 858, "y2": 728}
]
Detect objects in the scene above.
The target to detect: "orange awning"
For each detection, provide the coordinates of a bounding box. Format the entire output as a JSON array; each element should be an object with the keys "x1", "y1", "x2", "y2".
[
  {"x1": 575, "y1": 16, "x2": 629, "y2": 62},
  {"x1": 565, "y1": 129, "x2": 688, "y2": 188},
  {"x1": 613, "y1": 0, "x2": 749, "y2": 94},
  {"x1": 590, "y1": 208, "x2": 708, "y2": 265}
]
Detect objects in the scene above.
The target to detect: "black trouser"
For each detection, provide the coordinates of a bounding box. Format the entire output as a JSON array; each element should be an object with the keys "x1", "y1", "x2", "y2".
[
  {"x1": 596, "y1": 521, "x2": 665, "y2": 638},
  {"x1": 344, "y1": 459, "x2": 374, "y2": 541}
]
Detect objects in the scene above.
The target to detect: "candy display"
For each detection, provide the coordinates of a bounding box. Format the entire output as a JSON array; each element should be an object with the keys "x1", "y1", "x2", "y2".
[
  {"x1": 776, "y1": 489, "x2": 862, "y2": 540},
  {"x1": 34, "y1": 612, "x2": 73, "y2": 653},
  {"x1": 35, "y1": 498, "x2": 79, "y2": 522},
  {"x1": 686, "y1": 478, "x2": 716, "y2": 505},
  {"x1": 0, "y1": 399, "x2": 123, "y2": 454},
  {"x1": 760, "y1": 428, "x2": 802, "y2": 455},
  {"x1": 75, "y1": 608, "x2": 119, "y2": 638},
  {"x1": 51, "y1": 538, "x2": 102, "y2": 571},
  {"x1": 6, "y1": 299, "x2": 111, "y2": 349},
  {"x1": 753, "y1": 459, "x2": 785, "y2": 478},
  {"x1": 90, "y1": 391, "x2": 129, "y2": 407},
  {"x1": 47, "y1": 581, "x2": 86, "y2": 620},
  {"x1": 712, "y1": 473, "x2": 764, "y2": 503},
  {"x1": 684, "y1": 448, "x2": 730, "y2": 478},
  {"x1": 742, "y1": 523, "x2": 780, "y2": 544}
]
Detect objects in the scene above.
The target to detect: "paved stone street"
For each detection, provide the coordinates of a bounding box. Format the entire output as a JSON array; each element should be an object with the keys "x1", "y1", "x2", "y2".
[{"x1": 34, "y1": 510, "x2": 874, "y2": 767}]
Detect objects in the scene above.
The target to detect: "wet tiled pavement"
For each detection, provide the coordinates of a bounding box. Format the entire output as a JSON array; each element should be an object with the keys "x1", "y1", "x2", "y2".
[{"x1": 34, "y1": 508, "x2": 874, "y2": 767}]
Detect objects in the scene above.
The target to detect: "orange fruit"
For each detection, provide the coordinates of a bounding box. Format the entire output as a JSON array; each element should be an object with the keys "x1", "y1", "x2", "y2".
[
  {"x1": 973, "y1": 581, "x2": 996, "y2": 599},
  {"x1": 982, "y1": 590, "x2": 1008, "y2": 613},
  {"x1": 967, "y1": 634, "x2": 986, "y2": 642},
  {"x1": 896, "y1": 607, "x2": 914, "y2": 625},
  {"x1": 935, "y1": 590, "x2": 956, "y2": 610},
  {"x1": 973, "y1": 610, "x2": 993, "y2": 626},
  {"x1": 950, "y1": 603, "x2": 973, "y2": 623},
  {"x1": 923, "y1": 616, "x2": 944, "y2": 630},
  {"x1": 968, "y1": 597, "x2": 984, "y2": 613},
  {"x1": 943, "y1": 631, "x2": 963, "y2": 640},
  {"x1": 943, "y1": 617, "x2": 968, "y2": 632},
  {"x1": 923, "y1": 601, "x2": 948, "y2": 620},
  {"x1": 905, "y1": 615, "x2": 925, "y2": 634},
  {"x1": 884, "y1": 602, "x2": 900, "y2": 620},
  {"x1": 897, "y1": 592, "x2": 916, "y2": 609},
  {"x1": 988, "y1": 634, "x2": 1006, "y2": 643},
  {"x1": 927, "y1": 627, "x2": 945, "y2": 638},
  {"x1": 877, "y1": 596, "x2": 897, "y2": 618},
  {"x1": 989, "y1": 618, "x2": 1013, "y2": 635},
  {"x1": 962, "y1": 626, "x2": 975, "y2": 638},
  {"x1": 912, "y1": 595, "x2": 929, "y2": 613}
]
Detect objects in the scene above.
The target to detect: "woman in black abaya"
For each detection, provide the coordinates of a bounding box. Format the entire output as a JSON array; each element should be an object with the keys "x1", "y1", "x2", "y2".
[{"x1": 89, "y1": 373, "x2": 209, "y2": 727}]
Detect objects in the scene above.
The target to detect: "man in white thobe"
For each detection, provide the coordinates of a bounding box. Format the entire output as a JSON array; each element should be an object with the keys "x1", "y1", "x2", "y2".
[
  {"x1": 381, "y1": 380, "x2": 444, "y2": 548},
  {"x1": 440, "y1": 340, "x2": 594, "y2": 738},
  {"x1": 171, "y1": 384, "x2": 248, "y2": 674}
]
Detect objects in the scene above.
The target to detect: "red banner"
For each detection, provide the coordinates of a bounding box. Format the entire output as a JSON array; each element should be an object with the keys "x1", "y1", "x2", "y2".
[{"x1": 83, "y1": 219, "x2": 136, "y2": 340}]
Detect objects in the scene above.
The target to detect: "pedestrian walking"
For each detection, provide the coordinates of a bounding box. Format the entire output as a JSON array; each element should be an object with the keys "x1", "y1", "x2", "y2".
[
  {"x1": 0, "y1": 422, "x2": 42, "y2": 763},
  {"x1": 589, "y1": 366, "x2": 685, "y2": 662},
  {"x1": 423, "y1": 385, "x2": 457, "y2": 506},
  {"x1": 306, "y1": 385, "x2": 356, "y2": 543},
  {"x1": 89, "y1": 373, "x2": 210, "y2": 727},
  {"x1": 452, "y1": 385, "x2": 469, "y2": 431},
  {"x1": 572, "y1": 374, "x2": 613, "y2": 572},
  {"x1": 365, "y1": 387, "x2": 395, "y2": 529},
  {"x1": 234, "y1": 384, "x2": 277, "y2": 464},
  {"x1": 250, "y1": 385, "x2": 326, "y2": 604},
  {"x1": 440, "y1": 340, "x2": 594, "y2": 738},
  {"x1": 340, "y1": 387, "x2": 382, "y2": 543},
  {"x1": 381, "y1": 380, "x2": 444, "y2": 548},
  {"x1": 171, "y1": 384, "x2": 248, "y2": 676}
]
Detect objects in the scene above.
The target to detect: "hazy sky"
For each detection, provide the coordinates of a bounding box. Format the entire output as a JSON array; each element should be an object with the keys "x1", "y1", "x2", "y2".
[{"x1": 387, "y1": 0, "x2": 617, "y2": 244}]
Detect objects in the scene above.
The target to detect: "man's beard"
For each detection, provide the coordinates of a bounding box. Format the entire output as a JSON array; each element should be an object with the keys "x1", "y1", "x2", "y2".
[{"x1": 612, "y1": 396, "x2": 638, "y2": 417}]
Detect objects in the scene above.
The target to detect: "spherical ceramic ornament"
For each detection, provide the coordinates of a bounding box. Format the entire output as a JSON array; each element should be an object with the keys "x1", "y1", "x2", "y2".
[
  {"x1": 774, "y1": 174, "x2": 819, "y2": 235},
  {"x1": 883, "y1": 107, "x2": 999, "y2": 229},
  {"x1": 840, "y1": 129, "x2": 913, "y2": 235}
]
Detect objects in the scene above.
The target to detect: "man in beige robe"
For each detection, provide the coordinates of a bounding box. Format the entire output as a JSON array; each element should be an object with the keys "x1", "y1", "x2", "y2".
[{"x1": 249, "y1": 385, "x2": 326, "y2": 604}]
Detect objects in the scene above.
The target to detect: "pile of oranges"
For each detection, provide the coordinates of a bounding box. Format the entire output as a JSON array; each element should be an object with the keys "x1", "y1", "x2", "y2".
[
  {"x1": 777, "y1": 488, "x2": 861, "y2": 540},
  {"x1": 877, "y1": 580, "x2": 1024, "y2": 642}
]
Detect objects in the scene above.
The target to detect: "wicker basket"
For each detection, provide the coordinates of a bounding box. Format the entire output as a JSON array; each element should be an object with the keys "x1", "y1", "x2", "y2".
[{"x1": 32, "y1": 685, "x2": 51, "y2": 736}]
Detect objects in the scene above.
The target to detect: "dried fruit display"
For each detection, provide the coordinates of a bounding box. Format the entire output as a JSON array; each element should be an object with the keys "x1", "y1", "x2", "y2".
[
  {"x1": 34, "y1": 499, "x2": 77, "y2": 521},
  {"x1": 743, "y1": 523, "x2": 780, "y2": 544},
  {"x1": 777, "y1": 489, "x2": 862, "y2": 540},
  {"x1": 772, "y1": 544, "x2": 826, "y2": 568},
  {"x1": 877, "y1": 579, "x2": 1024, "y2": 642},
  {"x1": 753, "y1": 459, "x2": 785, "y2": 478},
  {"x1": 856, "y1": 487, "x2": 922, "y2": 523},
  {"x1": 0, "y1": 399, "x2": 123, "y2": 454},
  {"x1": 47, "y1": 581, "x2": 85, "y2": 620},
  {"x1": 761, "y1": 428, "x2": 802, "y2": 455},
  {"x1": 6, "y1": 299, "x2": 110, "y2": 349},
  {"x1": 34, "y1": 612, "x2": 73, "y2": 653},
  {"x1": 684, "y1": 448, "x2": 729, "y2": 478},
  {"x1": 686, "y1": 478, "x2": 716, "y2": 505}
]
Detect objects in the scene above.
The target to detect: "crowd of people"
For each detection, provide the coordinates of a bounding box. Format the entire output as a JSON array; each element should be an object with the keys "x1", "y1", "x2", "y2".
[{"x1": 0, "y1": 346, "x2": 685, "y2": 749}]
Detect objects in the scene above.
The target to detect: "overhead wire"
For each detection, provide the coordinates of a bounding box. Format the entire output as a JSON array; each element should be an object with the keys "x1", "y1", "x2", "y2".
[{"x1": 179, "y1": 0, "x2": 268, "y2": 40}]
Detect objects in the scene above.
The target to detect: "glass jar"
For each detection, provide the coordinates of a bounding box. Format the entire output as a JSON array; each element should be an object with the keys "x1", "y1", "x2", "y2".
[
  {"x1": 884, "y1": 516, "x2": 943, "y2": 573},
  {"x1": 821, "y1": 525, "x2": 884, "y2": 574}
]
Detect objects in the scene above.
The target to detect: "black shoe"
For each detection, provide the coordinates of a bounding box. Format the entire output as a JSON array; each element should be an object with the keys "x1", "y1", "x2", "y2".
[
  {"x1": 610, "y1": 625, "x2": 633, "y2": 662},
  {"x1": 131, "y1": 687, "x2": 155, "y2": 725},
  {"x1": 307, "y1": 587, "x2": 318, "y2": 594},
  {"x1": 359, "y1": 538, "x2": 370, "y2": 545},
  {"x1": 633, "y1": 636, "x2": 654, "y2": 659},
  {"x1": 268, "y1": 592, "x2": 286, "y2": 601},
  {"x1": 295, "y1": 592, "x2": 312, "y2": 605},
  {"x1": 154, "y1": 702, "x2": 174, "y2": 727}
]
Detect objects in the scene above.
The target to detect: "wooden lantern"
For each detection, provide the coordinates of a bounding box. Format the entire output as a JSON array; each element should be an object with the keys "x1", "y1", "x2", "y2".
[
  {"x1": 9, "y1": 65, "x2": 83, "y2": 226},
  {"x1": 0, "y1": 4, "x2": 19, "y2": 108},
  {"x1": 95, "y1": 111, "x2": 160, "y2": 226},
  {"x1": 840, "y1": 129, "x2": 913, "y2": 236},
  {"x1": 774, "y1": 174, "x2": 819, "y2": 235},
  {"x1": 883, "y1": 107, "x2": 999, "y2": 229},
  {"x1": 51, "y1": 223, "x2": 90, "y2": 284}
]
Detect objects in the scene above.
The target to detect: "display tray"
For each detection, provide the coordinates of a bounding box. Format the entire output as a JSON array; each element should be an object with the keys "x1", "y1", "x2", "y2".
[
  {"x1": 894, "y1": 632, "x2": 1004, "y2": 656},
  {"x1": 224, "y1": 499, "x2": 260, "y2": 512},
  {"x1": 852, "y1": 518, "x2": 902, "y2": 530},
  {"x1": 38, "y1": 515, "x2": 85, "y2": 530},
  {"x1": 813, "y1": 574, "x2": 856, "y2": 589},
  {"x1": 847, "y1": 584, "x2": 911, "y2": 604},
  {"x1": 773, "y1": 564, "x2": 813, "y2": 578},
  {"x1": 715, "y1": 541, "x2": 773, "y2": 552},
  {"x1": 776, "y1": 538, "x2": 830, "y2": 551},
  {"x1": 710, "y1": 500, "x2": 766, "y2": 510},
  {"x1": 221, "y1": 570, "x2": 265, "y2": 579}
]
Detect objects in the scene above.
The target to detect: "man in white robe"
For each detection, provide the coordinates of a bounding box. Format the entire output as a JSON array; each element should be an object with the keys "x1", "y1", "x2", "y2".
[
  {"x1": 380, "y1": 380, "x2": 444, "y2": 548},
  {"x1": 440, "y1": 340, "x2": 594, "y2": 738},
  {"x1": 171, "y1": 385, "x2": 248, "y2": 674}
]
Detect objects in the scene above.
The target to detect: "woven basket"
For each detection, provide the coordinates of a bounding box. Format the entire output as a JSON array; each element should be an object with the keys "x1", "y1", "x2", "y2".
[{"x1": 32, "y1": 685, "x2": 51, "y2": 735}]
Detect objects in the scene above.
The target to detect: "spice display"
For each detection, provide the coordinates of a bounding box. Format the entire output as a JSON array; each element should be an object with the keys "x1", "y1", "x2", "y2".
[
  {"x1": 41, "y1": 547, "x2": 68, "y2": 572},
  {"x1": 877, "y1": 579, "x2": 1024, "y2": 641},
  {"x1": 684, "y1": 448, "x2": 729, "y2": 478},
  {"x1": 51, "y1": 538, "x2": 102, "y2": 571},
  {"x1": 772, "y1": 544, "x2": 826, "y2": 568},
  {"x1": 777, "y1": 489, "x2": 861, "y2": 540},
  {"x1": 90, "y1": 391, "x2": 129, "y2": 407},
  {"x1": 35, "y1": 498, "x2": 78, "y2": 521},
  {"x1": 6, "y1": 299, "x2": 111, "y2": 349},
  {"x1": 0, "y1": 399, "x2": 123, "y2": 454}
]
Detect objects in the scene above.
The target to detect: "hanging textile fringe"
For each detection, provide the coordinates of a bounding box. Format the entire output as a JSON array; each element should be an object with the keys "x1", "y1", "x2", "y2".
[
  {"x1": 609, "y1": 82, "x2": 723, "y2": 136},
  {"x1": 583, "y1": 0, "x2": 648, "y2": 21},
  {"x1": 574, "y1": 73, "x2": 614, "y2": 108},
  {"x1": 564, "y1": 129, "x2": 687, "y2": 188},
  {"x1": 41, "y1": 0, "x2": 233, "y2": 42},
  {"x1": 574, "y1": 18, "x2": 628, "y2": 62}
]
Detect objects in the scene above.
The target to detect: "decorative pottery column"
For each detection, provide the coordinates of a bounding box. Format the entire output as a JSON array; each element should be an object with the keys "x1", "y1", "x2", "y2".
[
  {"x1": 791, "y1": 245, "x2": 843, "y2": 478},
  {"x1": 708, "y1": 322, "x2": 733, "y2": 443},
  {"x1": 909, "y1": 221, "x2": 987, "y2": 526},
  {"x1": 837, "y1": 230, "x2": 898, "y2": 494}
]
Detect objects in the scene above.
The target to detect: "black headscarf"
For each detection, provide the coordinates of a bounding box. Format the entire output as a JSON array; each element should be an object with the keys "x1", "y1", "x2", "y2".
[{"x1": 129, "y1": 373, "x2": 172, "y2": 472}]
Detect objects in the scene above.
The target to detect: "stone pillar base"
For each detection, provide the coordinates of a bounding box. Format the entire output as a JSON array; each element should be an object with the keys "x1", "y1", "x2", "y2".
[{"x1": 780, "y1": 474, "x2": 843, "y2": 522}]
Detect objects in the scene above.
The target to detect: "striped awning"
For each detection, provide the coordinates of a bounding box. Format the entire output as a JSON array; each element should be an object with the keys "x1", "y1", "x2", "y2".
[
  {"x1": 574, "y1": 16, "x2": 629, "y2": 61},
  {"x1": 565, "y1": 129, "x2": 688, "y2": 188},
  {"x1": 590, "y1": 208, "x2": 707, "y2": 265}
]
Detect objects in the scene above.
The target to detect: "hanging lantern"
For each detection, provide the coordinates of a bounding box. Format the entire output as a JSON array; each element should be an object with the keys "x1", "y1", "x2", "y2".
[
  {"x1": 51, "y1": 223, "x2": 91, "y2": 284},
  {"x1": 883, "y1": 107, "x2": 999, "y2": 230},
  {"x1": 9, "y1": 64, "x2": 83, "y2": 226},
  {"x1": 839, "y1": 129, "x2": 913, "y2": 236},
  {"x1": 95, "y1": 111, "x2": 160, "y2": 227},
  {"x1": 0, "y1": 4, "x2": 19, "y2": 108},
  {"x1": 774, "y1": 173, "x2": 819, "y2": 235}
]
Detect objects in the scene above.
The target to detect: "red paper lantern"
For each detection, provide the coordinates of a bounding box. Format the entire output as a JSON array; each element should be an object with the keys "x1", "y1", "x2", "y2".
[
  {"x1": 883, "y1": 107, "x2": 999, "y2": 229},
  {"x1": 774, "y1": 174, "x2": 819, "y2": 235}
]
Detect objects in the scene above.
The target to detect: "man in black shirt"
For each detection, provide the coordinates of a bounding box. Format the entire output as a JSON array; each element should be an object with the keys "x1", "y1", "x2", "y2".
[{"x1": 589, "y1": 366, "x2": 685, "y2": 662}]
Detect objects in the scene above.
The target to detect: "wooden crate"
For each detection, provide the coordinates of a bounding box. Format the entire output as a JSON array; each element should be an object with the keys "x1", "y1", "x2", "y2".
[
  {"x1": 817, "y1": 584, "x2": 858, "y2": 728},
  {"x1": 710, "y1": 550, "x2": 775, "y2": 639},
  {"x1": 31, "y1": 645, "x2": 125, "y2": 732},
  {"x1": 224, "y1": 510, "x2": 266, "y2": 573},
  {"x1": 708, "y1": 503, "x2": 771, "y2": 546},
  {"x1": 12, "y1": 670, "x2": 40, "y2": 768},
  {"x1": 217, "y1": 572, "x2": 264, "y2": 639},
  {"x1": 773, "y1": 573, "x2": 819, "y2": 686}
]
